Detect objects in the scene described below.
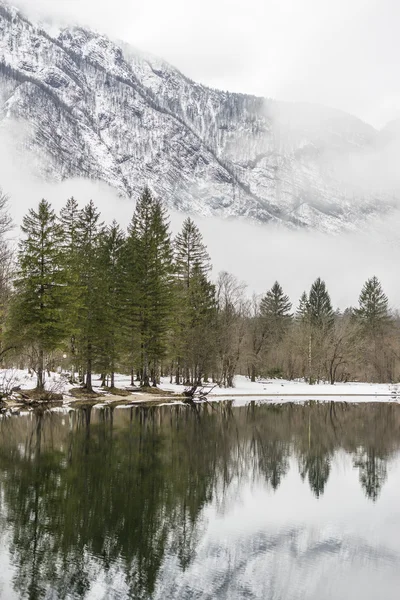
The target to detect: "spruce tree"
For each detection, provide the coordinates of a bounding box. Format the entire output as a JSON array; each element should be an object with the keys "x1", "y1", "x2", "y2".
[
  {"x1": 129, "y1": 188, "x2": 174, "y2": 387},
  {"x1": 353, "y1": 276, "x2": 391, "y2": 382},
  {"x1": 173, "y1": 218, "x2": 214, "y2": 384},
  {"x1": 307, "y1": 278, "x2": 334, "y2": 383},
  {"x1": 75, "y1": 201, "x2": 104, "y2": 392},
  {"x1": 354, "y1": 276, "x2": 389, "y2": 335},
  {"x1": 296, "y1": 291, "x2": 310, "y2": 322},
  {"x1": 185, "y1": 263, "x2": 216, "y2": 384},
  {"x1": 251, "y1": 282, "x2": 292, "y2": 382},
  {"x1": 174, "y1": 217, "x2": 211, "y2": 284},
  {"x1": 260, "y1": 281, "x2": 292, "y2": 336},
  {"x1": 9, "y1": 200, "x2": 66, "y2": 389},
  {"x1": 96, "y1": 221, "x2": 126, "y2": 388},
  {"x1": 308, "y1": 278, "x2": 334, "y2": 329},
  {"x1": 122, "y1": 219, "x2": 140, "y2": 386},
  {"x1": 59, "y1": 197, "x2": 81, "y2": 375},
  {"x1": 295, "y1": 291, "x2": 311, "y2": 381}
]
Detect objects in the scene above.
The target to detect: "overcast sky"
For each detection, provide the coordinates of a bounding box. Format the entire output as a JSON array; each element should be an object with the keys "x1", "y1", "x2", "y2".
[{"x1": 11, "y1": 0, "x2": 400, "y2": 129}]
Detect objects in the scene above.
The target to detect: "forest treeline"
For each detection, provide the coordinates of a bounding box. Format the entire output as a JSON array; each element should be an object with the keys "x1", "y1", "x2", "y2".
[{"x1": 0, "y1": 187, "x2": 398, "y2": 391}]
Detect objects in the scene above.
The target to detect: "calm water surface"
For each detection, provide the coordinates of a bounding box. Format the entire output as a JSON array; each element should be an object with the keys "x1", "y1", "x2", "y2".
[{"x1": 0, "y1": 401, "x2": 400, "y2": 599}]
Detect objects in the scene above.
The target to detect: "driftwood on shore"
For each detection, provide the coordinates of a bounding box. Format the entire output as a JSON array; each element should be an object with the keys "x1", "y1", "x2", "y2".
[{"x1": 183, "y1": 384, "x2": 218, "y2": 403}]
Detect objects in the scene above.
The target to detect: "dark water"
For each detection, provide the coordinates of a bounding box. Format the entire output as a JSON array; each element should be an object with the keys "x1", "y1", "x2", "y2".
[{"x1": 1, "y1": 402, "x2": 400, "y2": 599}]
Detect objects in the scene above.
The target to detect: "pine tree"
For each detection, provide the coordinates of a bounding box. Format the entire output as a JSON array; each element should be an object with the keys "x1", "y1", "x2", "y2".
[
  {"x1": 96, "y1": 221, "x2": 126, "y2": 388},
  {"x1": 308, "y1": 278, "x2": 334, "y2": 329},
  {"x1": 307, "y1": 278, "x2": 334, "y2": 384},
  {"x1": 296, "y1": 291, "x2": 310, "y2": 322},
  {"x1": 172, "y1": 218, "x2": 214, "y2": 384},
  {"x1": 121, "y1": 220, "x2": 140, "y2": 386},
  {"x1": 129, "y1": 188, "x2": 174, "y2": 387},
  {"x1": 353, "y1": 276, "x2": 391, "y2": 382},
  {"x1": 75, "y1": 201, "x2": 104, "y2": 392},
  {"x1": 260, "y1": 281, "x2": 292, "y2": 336},
  {"x1": 9, "y1": 200, "x2": 66, "y2": 389},
  {"x1": 249, "y1": 282, "x2": 292, "y2": 381},
  {"x1": 174, "y1": 217, "x2": 211, "y2": 284},
  {"x1": 354, "y1": 276, "x2": 389, "y2": 335},
  {"x1": 59, "y1": 197, "x2": 81, "y2": 375},
  {"x1": 184, "y1": 263, "x2": 216, "y2": 384},
  {"x1": 295, "y1": 291, "x2": 311, "y2": 381}
]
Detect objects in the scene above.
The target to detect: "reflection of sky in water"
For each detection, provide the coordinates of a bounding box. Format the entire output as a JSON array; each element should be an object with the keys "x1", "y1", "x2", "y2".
[
  {"x1": 0, "y1": 406, "x2": 400, "y2": 599},
  {"x1": 151, "y1": 455, "x2": 400, "y2": 600}
]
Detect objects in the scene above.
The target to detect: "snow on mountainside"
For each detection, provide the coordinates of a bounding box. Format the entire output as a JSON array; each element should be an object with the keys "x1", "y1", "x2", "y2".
[{"x1": 0, "y1": 0, "x2": 397, "y2": 232}]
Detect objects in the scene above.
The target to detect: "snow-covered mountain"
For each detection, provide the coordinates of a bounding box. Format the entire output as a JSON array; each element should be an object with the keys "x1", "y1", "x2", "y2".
[{"x1": 0, "y1": 0, "x2": 398, "y2": 232}]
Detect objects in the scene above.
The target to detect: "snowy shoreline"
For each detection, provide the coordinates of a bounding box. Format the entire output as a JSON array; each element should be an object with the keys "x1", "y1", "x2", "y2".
[{"x1": 2, "y1": 371, "x2": 400, "y2": 414}]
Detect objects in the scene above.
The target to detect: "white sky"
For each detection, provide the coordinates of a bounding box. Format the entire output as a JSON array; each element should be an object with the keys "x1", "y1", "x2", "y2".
[{"x1": 11, "y1": 0, "x2": 400, "y2": 129}]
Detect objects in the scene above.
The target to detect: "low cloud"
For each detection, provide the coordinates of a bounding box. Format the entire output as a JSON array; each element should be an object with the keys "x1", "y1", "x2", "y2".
[{"x1": 1, "y1": 124, "x2": 399, "y2": 313}]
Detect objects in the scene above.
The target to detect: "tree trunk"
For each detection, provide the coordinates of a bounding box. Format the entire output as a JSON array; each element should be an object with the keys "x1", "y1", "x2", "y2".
[
  {"x1": 85, "y1": 344, "x2": 93, "y2": 392},
  {"x1": 175, "y1": 364, "x2": 181, "y2": 385},
  {"x1": 37, "y1": 348, "x2": 45, "y2": 391},
  {"x1": 110, "y1": 372, "x2": 115, "y2": 388}
]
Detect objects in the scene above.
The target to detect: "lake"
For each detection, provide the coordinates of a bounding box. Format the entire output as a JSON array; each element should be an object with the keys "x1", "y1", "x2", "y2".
[{"x1": 0, "y1": 401, "x2": 400, "y2": 599}]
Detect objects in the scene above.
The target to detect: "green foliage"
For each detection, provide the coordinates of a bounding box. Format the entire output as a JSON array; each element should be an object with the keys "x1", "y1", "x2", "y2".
[
  {"x1": 5, "y1": 190, "x2": 399, "y2": 390},
  {"x1": 261, "y1": 281, "x2": 292, "y2": 336},
  {"x1": 296, "y1": 291, "x2": 310, "y2": 322},
  {"x1": 174, "y1": 217, "x2": 211, "y2": 283},
  {"x1": 308, "y1": 277, "x2": 334, "y2": 330},
  {"x1": 172, "y1": 219, "x2": 215, "y2": 384},
  {"x1": 74, "y1": 200, "x2": 104, "y2": 390},
  {"x1": 354, "y1": 275, "x2": 390, "y2": 335},
  {"x1": 128, "y1": 188, "x2": 174, "y2": 386},
  {"x1": 95, "y1": 221, "x2": 126, "y2": 386},
  {"x1": 59, "y1": 197, "x2": 81, "y2": 360},
  {"x1": 8, "y1": 199, "x2": 67, "y2": 388}
]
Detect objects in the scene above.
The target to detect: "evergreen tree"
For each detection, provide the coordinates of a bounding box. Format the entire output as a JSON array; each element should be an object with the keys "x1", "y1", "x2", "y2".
[
  {"x1": 308, "y1": 277, "x2": 334, "y2": 329},
  {"x1": 172, "y1": 218, "x2": 214, "y2": 384},
  {"x1": 249, "y1": 282, "x2": 292, "y2": 381},
  {"x1": 75, "y1": 201, "x2": 104, "y2": 392},
  {"x1": 353, "y1": 276, "x2": 391, "y2": 381},
  {"x1": 59, "y1": 197, "x2": 81, "y2": 375},
  {"x1": 174, "y1": 217, "x2": 211, "y2": 284},
  {"x1": 130, "y1": 188, "x2": 174, "y2": 387},
  {"x1": 295, "y1": 291, "x2": 311, "y2": 381},
  {"x1": 96, "y1": 221, "x2": 126, "y2": 388},
  {"x1": 184, "y1": 263, "x2": 216, "y2": 384},
  {"x1": 8, "y1": 200, "x2": 66, "y2": 389},
  {"x1": 354, "y1": 276, "x2": 389, "y2": 335},
  {"x1": 260, "y1": 281, "x2": 292, "y2": 337},
  {"x1": 121, "y1": 219, "x2": 140, "y2": 386},
  {"x1": 307, "y1": 278, "x2": 334, "y2": 384},
  {"x1": 296, "y1": 291, "x2": 310, "y2": 322}
]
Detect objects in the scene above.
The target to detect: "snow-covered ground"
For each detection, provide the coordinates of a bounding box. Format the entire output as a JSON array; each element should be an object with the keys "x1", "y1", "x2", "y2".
[
  {"x1": 1, "y1": 370, "x2": 400, "y2": 406},
  {"x1": 159, "y1": 375, "x2": 400, "y2": 403}
]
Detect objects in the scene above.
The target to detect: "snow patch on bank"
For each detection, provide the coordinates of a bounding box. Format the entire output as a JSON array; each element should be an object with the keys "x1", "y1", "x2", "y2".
[{"x1": 2, "y1": 370, "x2": 400, "y2": 408}]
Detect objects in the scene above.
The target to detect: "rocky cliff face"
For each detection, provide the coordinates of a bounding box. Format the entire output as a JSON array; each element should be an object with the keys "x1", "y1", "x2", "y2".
[{"x1": 0, "y1": 1, "x2": 397, "y2": 231}]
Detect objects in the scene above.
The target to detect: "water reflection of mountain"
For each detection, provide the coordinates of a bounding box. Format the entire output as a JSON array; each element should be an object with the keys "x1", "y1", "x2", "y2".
[{"x1": 0, "y1": 402, "x2": 399, "y2": 599}]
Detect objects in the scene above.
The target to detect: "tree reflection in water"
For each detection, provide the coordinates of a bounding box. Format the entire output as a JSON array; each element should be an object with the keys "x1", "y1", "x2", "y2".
[{"x1": 0, "y1": 401, "x2": 398, "y2": 599}]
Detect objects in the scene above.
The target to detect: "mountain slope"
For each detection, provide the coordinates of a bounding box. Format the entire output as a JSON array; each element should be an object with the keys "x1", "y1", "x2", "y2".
[{"x1": 0, "y1": 1, "x2": 396, "y2": 231}]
